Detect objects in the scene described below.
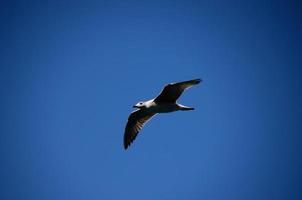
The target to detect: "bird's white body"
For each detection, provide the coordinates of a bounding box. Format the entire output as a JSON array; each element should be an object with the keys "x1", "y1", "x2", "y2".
[{"x1": 141, "y1": 99, "x2": 181, "y2": 113}]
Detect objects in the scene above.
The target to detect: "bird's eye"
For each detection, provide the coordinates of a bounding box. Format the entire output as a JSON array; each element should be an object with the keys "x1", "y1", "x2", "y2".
[{"x1": 140, "y1": 102, "x2": 143, "y2": 104}]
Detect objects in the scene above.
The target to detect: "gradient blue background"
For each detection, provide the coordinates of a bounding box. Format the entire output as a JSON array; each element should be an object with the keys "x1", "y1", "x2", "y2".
[{"x1": 1, "y1": 0, "x2": 302, "y2": 199}]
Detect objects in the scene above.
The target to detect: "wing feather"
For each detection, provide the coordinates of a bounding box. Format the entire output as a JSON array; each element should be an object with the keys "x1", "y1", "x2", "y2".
[
  {"x1": 154, "y1": 78, "x2": 202, "y2": 103},
  {"x1": 124, "y1": 110, "x2": 156, "y2": 149}
]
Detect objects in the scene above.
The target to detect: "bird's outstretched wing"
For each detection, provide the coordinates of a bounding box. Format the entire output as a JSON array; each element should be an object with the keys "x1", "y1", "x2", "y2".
[
  {"x1": 154, "y1": 78, "x2": 202, "y2": 103},
  {"x1": 124, "y1": 109, "x2": 156, "y2": 149}
]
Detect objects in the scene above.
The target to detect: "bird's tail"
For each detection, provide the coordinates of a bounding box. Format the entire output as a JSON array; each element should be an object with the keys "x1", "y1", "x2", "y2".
[
  {"x1": 178, "y1": 104, "x2": 194, "y2": 111},
  {"x1": 181, "y1": 107, "x2": 194, "y2": 111}
]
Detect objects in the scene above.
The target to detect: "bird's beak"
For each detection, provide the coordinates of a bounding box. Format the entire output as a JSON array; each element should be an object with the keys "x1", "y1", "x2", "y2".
[{"x1": 133, "y1": 105, "x2": 138, "y2": 108}]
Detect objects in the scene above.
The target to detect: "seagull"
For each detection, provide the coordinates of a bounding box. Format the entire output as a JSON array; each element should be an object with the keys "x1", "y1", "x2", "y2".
[{"x1": 123, "y1": 78, "x2": 202, "y2": 149}]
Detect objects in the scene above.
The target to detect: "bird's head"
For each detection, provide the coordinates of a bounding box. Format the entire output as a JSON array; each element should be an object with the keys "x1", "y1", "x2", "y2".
[{"x1": 133, "y1": 101, "x2": 146, "y2": 109}]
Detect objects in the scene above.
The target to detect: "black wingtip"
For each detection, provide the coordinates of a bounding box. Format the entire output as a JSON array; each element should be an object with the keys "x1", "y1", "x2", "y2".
[
  {"x1": 194, "y1": 78, "x2": 202, "y2": 84},
  {"x1": 124, "y1": 142, "x2": 129, "y2": 150},
  {"x1": 124, "y1": 140, "x2": 132, "y2": 150}
]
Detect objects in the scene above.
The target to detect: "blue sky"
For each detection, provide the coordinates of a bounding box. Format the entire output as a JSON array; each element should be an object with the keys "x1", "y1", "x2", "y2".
[{"x1": 1, "y1": 0, "x2": 302, "y2": 199}]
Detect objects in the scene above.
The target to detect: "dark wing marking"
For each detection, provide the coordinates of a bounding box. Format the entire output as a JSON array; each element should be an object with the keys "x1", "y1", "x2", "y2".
[
  {"x1": 124, "y1": 109, "x2": 156, "y2": 149},
  {"x1": 154, "y1": 78, "x2": 202, "y2": 103}
]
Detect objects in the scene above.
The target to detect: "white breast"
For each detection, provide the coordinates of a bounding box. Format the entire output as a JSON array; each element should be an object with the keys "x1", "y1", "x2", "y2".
[{"x1": 146, "y1": 100, "x2": 179, "y2": 113}]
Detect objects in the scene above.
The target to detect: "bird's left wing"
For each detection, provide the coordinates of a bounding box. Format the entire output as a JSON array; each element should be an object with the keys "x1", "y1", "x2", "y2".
[
  {"x1": 124, "y1": 109, "x2": 156, "y2": 149},
  {"x1": 154, "y1": 78, "x2": 201, "y2": 103}
]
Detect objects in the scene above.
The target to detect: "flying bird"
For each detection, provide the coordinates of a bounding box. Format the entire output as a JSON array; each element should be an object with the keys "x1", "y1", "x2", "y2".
[{"x1": 123, "y1": 78, "x2": 202, "y2": 149}]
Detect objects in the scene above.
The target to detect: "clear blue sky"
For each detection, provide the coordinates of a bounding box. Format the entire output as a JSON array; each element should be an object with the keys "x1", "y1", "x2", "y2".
[{"x1": 1, "y1": 0, "x2": 302, "y2": 199}]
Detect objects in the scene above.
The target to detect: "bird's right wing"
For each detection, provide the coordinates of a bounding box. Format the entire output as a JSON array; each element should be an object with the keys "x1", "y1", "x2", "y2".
[
  {"x1": 124, "y1": 109, "x2": 156, "y2": 149},
  {"x1": 154, "y1": 78, "x2": 202, "y2": 103}
]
